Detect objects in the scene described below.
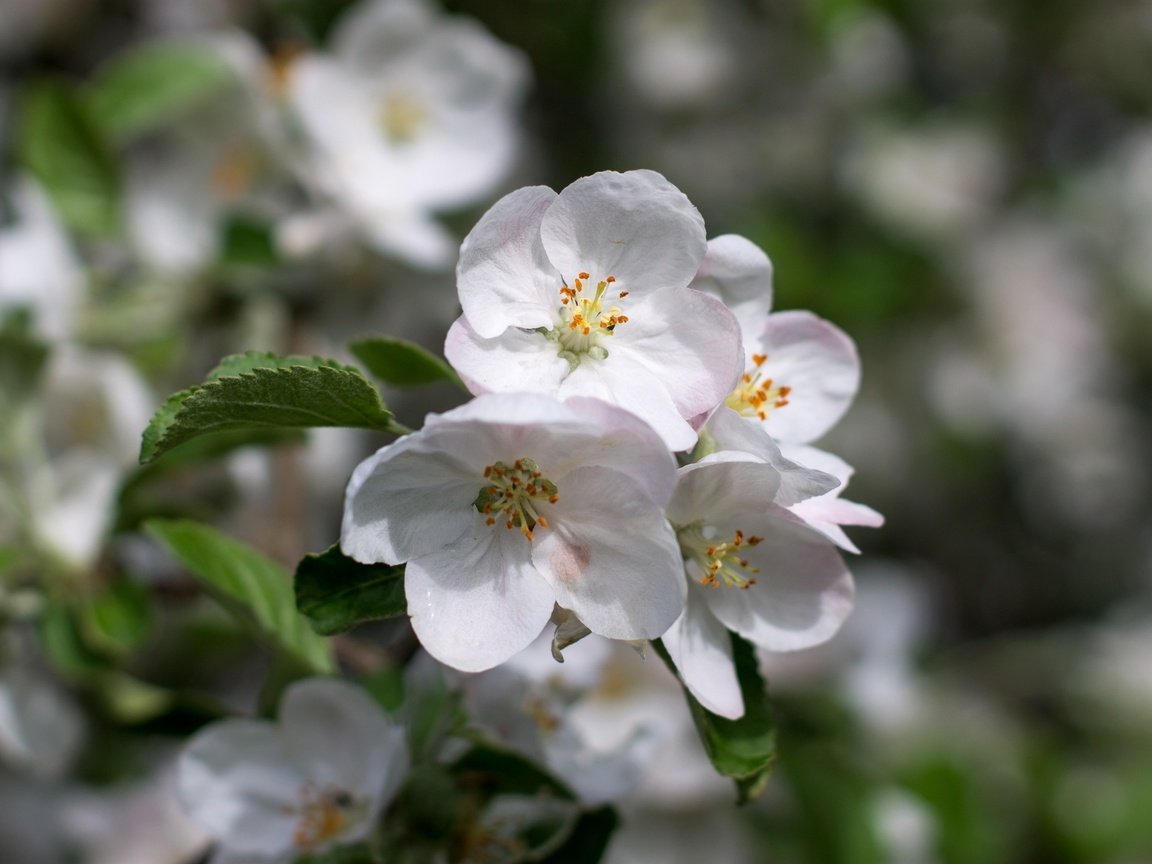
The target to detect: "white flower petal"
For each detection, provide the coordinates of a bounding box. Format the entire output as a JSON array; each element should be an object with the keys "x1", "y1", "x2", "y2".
[
  {"x1": 406, "y1": 528, "x2": 555, "y2": 672},
  {"x1": 330, "y1": 0, "x2": 435, "y2": 71},
  {"x1": 178, "y1": 720, "x2": 299, "y2": 857},
  {"x1": 280, "y1": 679, "x2": 408, "y2": 808},
  {"x1": 754, "y1": 311, "x2": 860, "y2": 444},
  {"x1": 539, "y1": 170, "x2": 706, "y2": 295},
  {"x1": 561, "y1": 396, "x2": 678, "y2": 505},
  {"x1": 703, "y1": 511, "x2": 855, "y2": 652},
  {"x1": 444, "y1": 317, "x2": 569, "y2": 393},
  {"x1": 532, "y1": 467, "x2": 684, "y2": 641},
  {"x1": 456, "y1": 186, "x2": 560, "y2": 337},
  {"x1": 662, "y1": 586, "x2": 744, "y2": 719},
  {"x1": 341, "y1": 436, "x2": 478, "y2": 564},
  {"x1": 558, "y1": 357, "x2": 697, "y2": 452},
  {"x1": 704, "y1": 406, "x2": 840, "y2": 506},
  {"x1": 689, "y1": 233, "x2": 773, "y2": 336},
  {"x1": 667, "y1": 453, "x2": 781, "y2": 527}
]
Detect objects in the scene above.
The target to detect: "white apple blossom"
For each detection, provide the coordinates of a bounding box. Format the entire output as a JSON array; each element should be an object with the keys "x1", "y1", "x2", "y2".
[
  {"x1": 122, "y1": 33, "x2": 291, "y2": 275},
  {"x1": 0, "y1": 176, "x2": 84, "y2": 340},
  {"x1": 663, "y1": 453, "x2": 854, "y2": 718},
  {"x1": 341, "y1": 392, "x2": 684, "y2": 672},
  {"x1": 688, "y1": 233, "x2": 860, "y2": 445},
  {"x1": 444, "y1": 170, "x2": 744, "y2": 451},
  {"x1": 177, "y1": 678, "x2": 408, "y2": 863},
  {"x1": 0, "y1": 663, "x2": 84, "y2": 779},
  {"x1": 285, "y1": 0, "x2": 529, "y2": 268}
]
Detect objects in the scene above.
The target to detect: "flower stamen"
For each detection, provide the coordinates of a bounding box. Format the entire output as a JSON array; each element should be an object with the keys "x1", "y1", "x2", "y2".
[
  {"x1": 726, "y1": 353, "x2": 791, "y2": 421},
  {"x1": 291, "y1": 784, "x2": 356, "y2": 851},
  {"x1": 554, "y1": 271, "x2": 628, "y2": 362},
  {"x1": 678, "y1": 526, "x2": 763, "y2": 590},
  {"x1": 474, "y1": 458, "x2": 558, "y2": 541}
]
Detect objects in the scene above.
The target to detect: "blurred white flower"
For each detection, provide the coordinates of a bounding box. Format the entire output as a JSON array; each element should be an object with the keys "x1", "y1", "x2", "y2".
[
  {"x1": 465, "y1": 635, "x2": 659, "y2": 805},
  {"x1": 445, "y1": 170, "x2": 743, "y2": 451},
  {"x1": 0, "y1": 664, "x2": 84, "y2": 779},
  {"x1": 60, "y1": 763, "x2": 210, "y2": 864},
  {"x1": 123, "y1": 33, "x2": 291, "y2": 275},
  {"x1": 22, "y1": 348, "x2": 154, "y2": 570},
  {"x1": 843, "y1": 122, "x2": 1004, "y2": 241},
  {"x1": 341, "y1": 393, "x2": 684, "y2": 672},
  {"x1": 178, "y1": 678, "x2": 408, "y2": 862},
  {"x1": 284, "y1": 0, "x2": 529, "y2": 268},
  {"x1": 0, "y1": 177, "x2": 84, "y2": 340}
]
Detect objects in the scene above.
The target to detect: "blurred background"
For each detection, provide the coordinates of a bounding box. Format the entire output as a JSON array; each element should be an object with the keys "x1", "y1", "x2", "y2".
[{"x1": 2, "y1": 0, "x2": 1152, "y2": 862}]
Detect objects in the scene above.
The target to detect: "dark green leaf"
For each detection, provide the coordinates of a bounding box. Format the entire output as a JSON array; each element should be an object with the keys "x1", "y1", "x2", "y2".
[
  {"x1": 294, "y1": 544, "x2": 406, "y2": 636},
  {"x1": 654, "y1": 632, "x2": 777, "y2": 803},
  {"x1": 139, "y1": 352, "x2": 402, "y2": 464},
  {"x1": 85, "y1": 41, "x2": 234, "y2": 142},
  {"x1": 538, "y1": 805, "x2": 619, "y2": 864},
  {"x1": 0, "y1": 330, "x2": 50, "y2": 424},
  {"x1": 451, "y1": 744, "x2": 576, "y2": 801},
  {"x1": 350, "y1": 337, "x2": 463, "y2": 389},
  {"x1": 145, "y1": 518, "x2": 333, "y2": 672},
  {"x1": 17, "y1": 78, "x2": 119, "y2": 237}
]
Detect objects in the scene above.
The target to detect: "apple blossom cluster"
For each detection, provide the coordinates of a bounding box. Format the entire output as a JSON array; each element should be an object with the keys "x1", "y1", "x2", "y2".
[{"x1": 342, "y1": 169, "x2": 882, "y2": 719}]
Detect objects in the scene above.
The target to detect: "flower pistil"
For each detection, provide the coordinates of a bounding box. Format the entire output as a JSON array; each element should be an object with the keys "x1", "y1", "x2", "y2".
[
  {"x1": 552, "y1": 272, "x2": 629, "y2": 365},
  {"x1": 679, "y1": 525, "x2": 763, "y2": 590}
]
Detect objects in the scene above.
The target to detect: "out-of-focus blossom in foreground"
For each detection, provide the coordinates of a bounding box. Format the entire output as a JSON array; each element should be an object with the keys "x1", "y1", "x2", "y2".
[{"x1": 178, "y1": 678, "x2": 408, "y2": 863}]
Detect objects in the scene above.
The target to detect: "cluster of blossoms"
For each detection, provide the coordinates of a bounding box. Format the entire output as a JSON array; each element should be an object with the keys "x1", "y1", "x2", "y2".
[
  {"x1": 343, "y1": 169, "x2": 882, "y2": 717},
  {"x1": 176, "y1": 169, "x2": 880, "y2": 861}
]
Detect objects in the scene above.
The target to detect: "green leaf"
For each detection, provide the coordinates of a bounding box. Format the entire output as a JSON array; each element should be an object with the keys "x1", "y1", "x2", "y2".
[
  {"x1": 83, "y1": 578, "x2": 153, "y2": 654},
  {"x1": 17, "y1": 78, "x2": 119, "y2": 237},
  {"x1": 139, "y1": 352, "x2": 402, "y2": 464},
  {"x1": 654, "y1": 632, "x2": 777, "y2": 803},
  {"x1": 85, "y1": 41, "x2": 235, "y2": 142},
  {"x1": 294, "y1": 545, "x2": 406, "y2": 636},
  {"x1": 350, "y1": 337, "x2": 463, "y2": 389},
  {"x1": 0, "y1": 330, "x2": 50, "y2": 425},
  {"x1": 145, "y1": 518, "x2": 333, "y2": 673}
]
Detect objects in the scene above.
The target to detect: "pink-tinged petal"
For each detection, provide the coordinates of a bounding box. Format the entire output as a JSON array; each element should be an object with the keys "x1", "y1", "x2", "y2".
[
  {"x1": 753, "y1": 311, "x2": 860, "y2": 444},
  {"x1": 406, "y1": 526, "x2": 554, "y2": 672},
  {"x1": 703, "y1": 407, "x2": 840, "y2": 505},
  {"x1": 689, "y1": 234, "x2": 774, "y2": 335},
  {"x1": 561, "y1": 396, "x2": 679, "y2": 506},
  {"x1": 703, "y1": 510, "x2": 855, "y2": 652},
  {"x1": 667, "y1": 454, "x2": 780, "y2": 527},
  {"x1": 341, "y1": 437, "x2": 477, "y2": 564},
  {"x1": 456, "y1": 186, "x2": 561, "y2": 338},
  {"x1": 662, "y1": 586, "x2": 744, "y2": 719},
  {"x1": 444, "y1": 316, "x2": 569, "y2": 395},
  {"x1": 612, "y1": 288, "x2": 743, "y2": 420},
  {"x1": 779, "y1": 443, "x2": 884, "y2": 552},
  {"x1": 280, "y1": 679, "x2": 408, "y2": 808},
  {"x1": 178, "y1": 720, "x2": 299, "y2": 856},
  {"x1": 532, "y1": 467, "x2": 684, "y2": 641},
  {"x1": 539, "y1": 170, "x2": 706, "y2": 296}
]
